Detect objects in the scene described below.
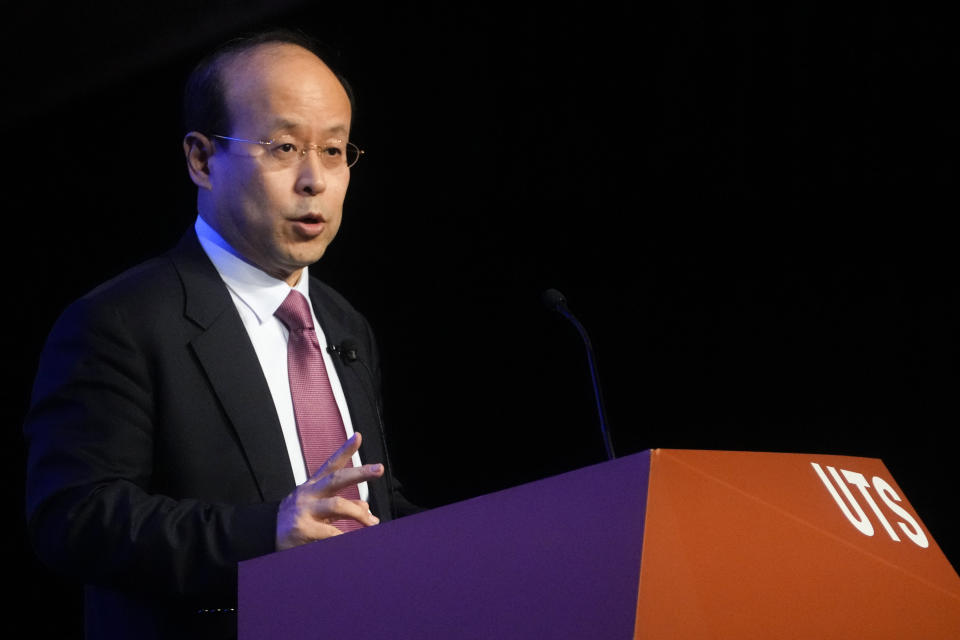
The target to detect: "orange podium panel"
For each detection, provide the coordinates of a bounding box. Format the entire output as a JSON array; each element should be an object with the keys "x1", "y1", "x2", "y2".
[{"x1": 635, "y1": 449, "x2": 960, "y2": 638}]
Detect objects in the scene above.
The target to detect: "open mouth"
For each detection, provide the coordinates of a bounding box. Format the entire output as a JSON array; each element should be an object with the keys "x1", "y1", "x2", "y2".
[{"x1": 290, "y1": 214, "x2": 326, "y2": 237}]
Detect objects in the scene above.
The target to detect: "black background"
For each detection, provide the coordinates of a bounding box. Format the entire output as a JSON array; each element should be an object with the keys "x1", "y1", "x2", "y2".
[{"x1": 4, "y1": 2, "x2": 959, "y2": 634}]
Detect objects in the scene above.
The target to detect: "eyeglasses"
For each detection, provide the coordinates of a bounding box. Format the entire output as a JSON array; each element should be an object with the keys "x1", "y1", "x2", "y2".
[{"x1": 211, "y1": 134, "x2": 364, "y2": 169}]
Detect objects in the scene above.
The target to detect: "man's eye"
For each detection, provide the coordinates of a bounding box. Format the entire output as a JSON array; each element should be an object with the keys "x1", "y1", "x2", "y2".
[
  {"x1": 276, "y1": 143, "x2": 298, "y2": 154},
  {"x1": 323, "y1": 146, "x2": 343, "y2": 157}
]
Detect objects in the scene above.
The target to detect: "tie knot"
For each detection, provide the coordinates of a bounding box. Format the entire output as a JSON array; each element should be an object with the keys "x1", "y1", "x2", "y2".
[{"x1": 275, "y1": 290, "x2": 314, "y2": 332}]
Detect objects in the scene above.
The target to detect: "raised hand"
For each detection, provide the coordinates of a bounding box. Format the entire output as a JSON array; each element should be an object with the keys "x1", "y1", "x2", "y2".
[{"x1": 275, "y1": 432, "x2": 385, "y2": 550}]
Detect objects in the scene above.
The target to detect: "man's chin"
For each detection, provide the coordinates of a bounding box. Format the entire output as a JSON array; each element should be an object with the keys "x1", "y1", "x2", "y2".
[{"x1": 282, "y1": 248, "x2": 328, "y2": 275}]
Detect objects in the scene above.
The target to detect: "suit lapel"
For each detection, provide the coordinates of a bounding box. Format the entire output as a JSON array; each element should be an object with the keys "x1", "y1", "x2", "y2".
[
  {"x1": 171, "y1": 231, "x2": 296, "y2": 502},
  {"x1": 308, "y1": 280, "x2": 392, "y2": 519}
]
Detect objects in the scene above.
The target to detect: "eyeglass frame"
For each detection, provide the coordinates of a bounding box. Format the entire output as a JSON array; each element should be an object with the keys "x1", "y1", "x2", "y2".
[{"x1": 210, "y1": 134, "x2": 365, "y2": 169}]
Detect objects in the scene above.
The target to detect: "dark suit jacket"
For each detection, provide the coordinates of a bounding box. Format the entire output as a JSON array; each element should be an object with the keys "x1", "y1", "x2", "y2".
[{"x1": 24, "y1": 229, "x2": 411, "y2": 639}]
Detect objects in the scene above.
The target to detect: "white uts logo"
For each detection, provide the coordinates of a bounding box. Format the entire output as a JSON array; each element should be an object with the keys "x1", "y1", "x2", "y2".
[{"x1": 811, "y1": 463, "x2": 928, "y2": 548}]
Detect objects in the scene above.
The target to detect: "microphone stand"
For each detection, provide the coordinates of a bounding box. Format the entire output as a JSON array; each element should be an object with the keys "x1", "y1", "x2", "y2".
[{"x1": 543, "y1": 289, "x2": 616, "y2": 461}]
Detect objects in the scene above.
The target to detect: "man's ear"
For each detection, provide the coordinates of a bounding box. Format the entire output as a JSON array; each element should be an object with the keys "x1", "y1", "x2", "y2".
[{"x1": 184, "y1": 132, "x2": 215, "y2": 190}]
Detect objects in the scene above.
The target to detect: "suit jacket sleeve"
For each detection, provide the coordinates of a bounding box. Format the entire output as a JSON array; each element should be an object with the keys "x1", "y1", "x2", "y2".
[
  {"x1": 23, "y1": 233, "x2": 300, "y2": 607},
  {"x1": 24, "y1": 281, "x2": 279, "y2": 602}
]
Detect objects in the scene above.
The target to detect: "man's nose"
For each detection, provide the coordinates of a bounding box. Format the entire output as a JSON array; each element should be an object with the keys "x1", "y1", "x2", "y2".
[{"x1": 295, "y1": 150, "x2": 327, "y2": 195}]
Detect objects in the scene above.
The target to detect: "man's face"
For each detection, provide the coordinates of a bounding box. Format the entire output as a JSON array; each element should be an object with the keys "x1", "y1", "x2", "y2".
[{"x1": 202, "y1": 44, "x2": 352, "y2": 284}]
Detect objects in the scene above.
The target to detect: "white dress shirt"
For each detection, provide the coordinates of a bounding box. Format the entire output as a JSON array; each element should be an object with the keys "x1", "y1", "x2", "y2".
[{"x1": 194, "y1": 216, "x2": 367, "y2": 499}]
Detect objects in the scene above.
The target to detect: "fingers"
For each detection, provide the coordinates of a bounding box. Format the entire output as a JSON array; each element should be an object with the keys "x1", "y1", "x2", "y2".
[
  {"x1": 309, "y1": 432, "x2": 364, "y2": 481},
  {"x1": 305, "y1": 433, "x2": 386, "y2": 496},
  {"x1": 306, "y1": 462, "x2": 385, "y2": 497},
  {"x1": 278, "y1": 519, "x2": 344, "y2": 551},
  {"x1": 276, "y1": 494, "x2": 380, "y2": 551},
  {"x1": 275, "y1": 432, "x2": 387, "y2": 551},
  {"x1": 314, "y1": 496, "x2": 380, "y2": 528},
  {"x1": 276, "y1": 519, "x2": 343, "y2": 551}
]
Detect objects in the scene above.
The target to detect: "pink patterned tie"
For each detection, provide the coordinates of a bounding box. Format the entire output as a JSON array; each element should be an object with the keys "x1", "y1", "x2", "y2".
[{"x1": 275, "y1": 289, "x2": 361, "y2": 532}]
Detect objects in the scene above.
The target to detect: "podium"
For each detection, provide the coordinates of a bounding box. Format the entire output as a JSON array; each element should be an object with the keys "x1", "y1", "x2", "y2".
[{"x1": 239, "y1": 450, "x2": 960, "y2": 638}]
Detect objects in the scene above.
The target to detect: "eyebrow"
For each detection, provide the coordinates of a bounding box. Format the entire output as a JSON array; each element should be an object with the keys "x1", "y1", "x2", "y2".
[{"x1": 270, "y1": 118, "x2": 349, "y2": 137}]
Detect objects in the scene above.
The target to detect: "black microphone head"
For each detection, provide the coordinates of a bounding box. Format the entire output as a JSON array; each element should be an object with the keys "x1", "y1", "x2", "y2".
[
  {"x1": 340, "y1": 339, "x2": 360, "y2": 363},
  {"x1": 541, "y1": 288, "x2": 568, "y2": 312}
]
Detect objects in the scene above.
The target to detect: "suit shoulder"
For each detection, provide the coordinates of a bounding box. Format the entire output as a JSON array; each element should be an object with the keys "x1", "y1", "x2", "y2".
[
  {"x1": 87, "y1": 254, "x2": 181, "y2": 302},
  {"x1": 308, "y1": 275, "x2": 358, "y2": 314},
  {"x1": 307, "y1": 275, "x2": 375, "y2": 337},
  {"x1": 42, "y1": 254, "x2": 189, "y2": 351},
  {"x1": 69, "y1": 254, "x2": 184, "y2": 319}
]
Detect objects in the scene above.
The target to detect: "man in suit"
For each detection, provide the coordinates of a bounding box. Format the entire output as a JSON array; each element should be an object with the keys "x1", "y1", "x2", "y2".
[{"x1": 24, "y1": 29, "x2": 414, "y2": 638}]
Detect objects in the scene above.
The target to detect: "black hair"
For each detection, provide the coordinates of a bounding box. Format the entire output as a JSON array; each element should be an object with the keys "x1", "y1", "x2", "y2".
[{"x1": 182, "y1": 27, "x2": 355, "y2": 136}]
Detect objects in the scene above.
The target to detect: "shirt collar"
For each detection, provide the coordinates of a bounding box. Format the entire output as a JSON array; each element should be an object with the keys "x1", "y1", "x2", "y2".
[{"x1": 195, "y1": 215, "x2": 311, "y2": 325}]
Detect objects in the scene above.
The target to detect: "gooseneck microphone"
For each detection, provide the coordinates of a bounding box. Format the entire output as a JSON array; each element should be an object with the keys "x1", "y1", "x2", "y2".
[
  {"x1": 328, "y1": 340, "x2": 397, "y2": 519},
  {"x1": 541, "y1": 288, "x2": 616, "y2": 461}
]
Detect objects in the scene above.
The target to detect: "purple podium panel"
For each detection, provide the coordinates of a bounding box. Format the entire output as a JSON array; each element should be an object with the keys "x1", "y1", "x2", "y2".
[{"x1": 239, "y1": 451, "x2": 651, "y2": 639}]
